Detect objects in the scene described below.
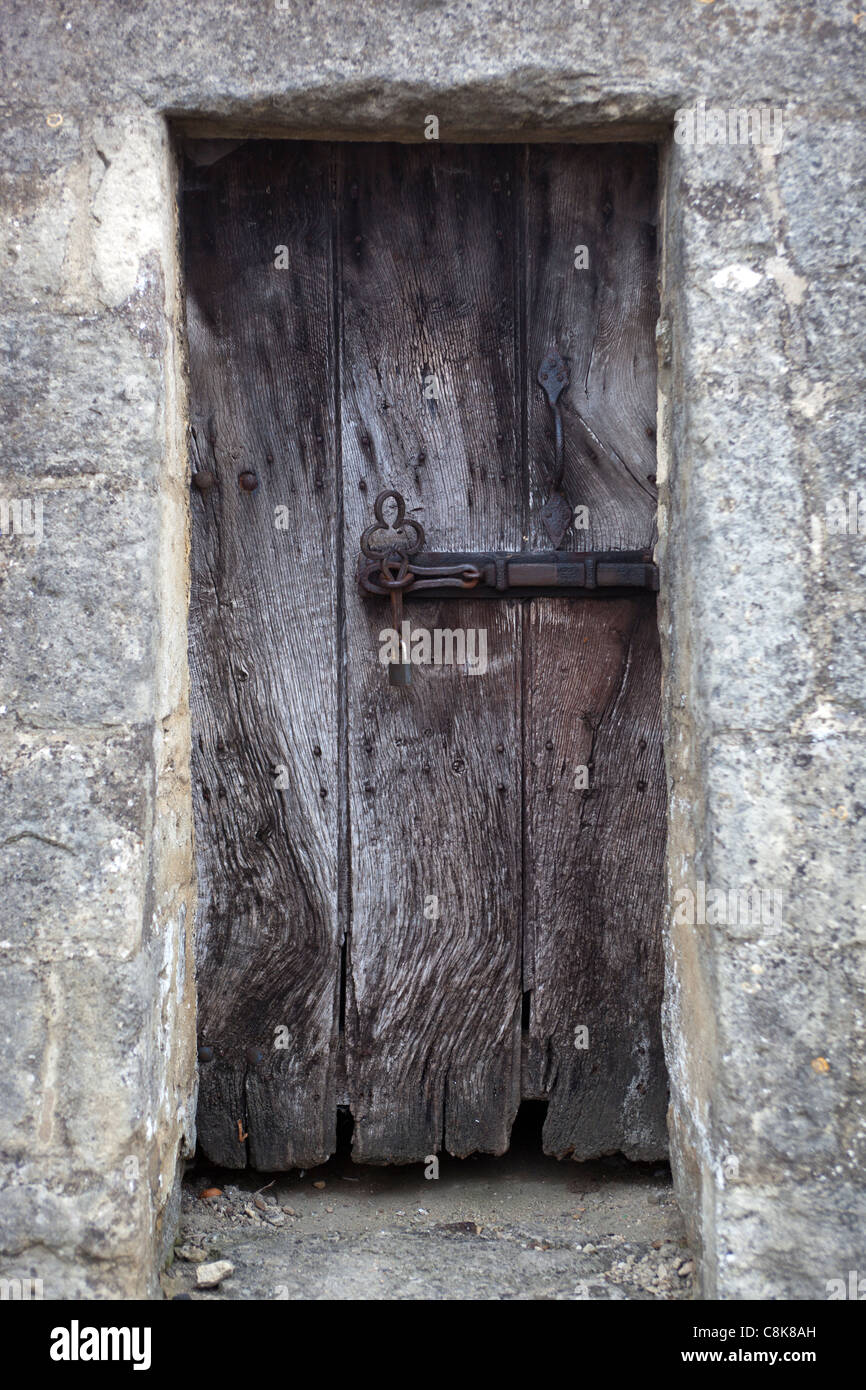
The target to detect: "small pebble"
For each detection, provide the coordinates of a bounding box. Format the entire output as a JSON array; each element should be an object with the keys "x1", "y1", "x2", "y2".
[
  {"x1": 176, "y1": 1244, "x2": 209, "y2": 1263},
  {"x1": 313, "y1": 1180, "x2": 326, "y2": 1190},
  {"x1": 196, "y1": 1260, "x2": 234, "y2": 1289}
]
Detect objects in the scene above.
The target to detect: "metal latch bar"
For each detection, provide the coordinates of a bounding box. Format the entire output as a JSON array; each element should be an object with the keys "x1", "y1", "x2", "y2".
[{"x1": 358, "y1": 548, "x2": 658, "y2": 598}]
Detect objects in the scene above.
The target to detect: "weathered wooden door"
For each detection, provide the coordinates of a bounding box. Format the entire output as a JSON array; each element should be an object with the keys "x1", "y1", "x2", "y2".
[{"x1": 184, "y1": 140, "x2": 665, "y2": 1169}]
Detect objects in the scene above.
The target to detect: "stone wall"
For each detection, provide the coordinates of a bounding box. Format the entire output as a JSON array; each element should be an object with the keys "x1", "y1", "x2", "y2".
[
  {"x1": 0, "y1": 110, "x2": 197, "y2": 1297},
  {"x1": 659, "y1": 112, "x2": 866, "y2": 1297},
  {"x1": 1, "y1": 0, "x2": 863, "y2": 1298}
]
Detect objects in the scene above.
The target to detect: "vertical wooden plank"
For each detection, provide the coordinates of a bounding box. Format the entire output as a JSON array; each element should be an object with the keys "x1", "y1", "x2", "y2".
[
  {"x1": 525, "y1": 597, "x2": 667, "y2": 1157},
  {"x1": 527, "y1": 145, "x2": 659, "y2": 554},
  {"x1": 524, "y1": 145, "x2": 667, "y2": 1158},
  {"x1": 340, "y1": 143, "x2": 523, "y2": 1162},
  {"x1": 184, "y1": 141, "x2": 340, "y2": 1169}
]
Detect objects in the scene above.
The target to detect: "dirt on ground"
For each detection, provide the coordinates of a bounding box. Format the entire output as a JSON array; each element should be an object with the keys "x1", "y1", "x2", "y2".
[{"x1": 164, "y1": 1121, "x2": 695, "y2": 1301}]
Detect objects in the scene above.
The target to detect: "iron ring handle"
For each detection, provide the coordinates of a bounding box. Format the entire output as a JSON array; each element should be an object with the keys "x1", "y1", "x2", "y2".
[{"x1": 360, "y1": 489, "x2": 426, "y2": 559}]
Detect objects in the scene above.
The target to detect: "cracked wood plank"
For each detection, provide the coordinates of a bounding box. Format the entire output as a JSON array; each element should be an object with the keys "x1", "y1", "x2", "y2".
[
  {"x1": 339, "y1": 143, "x2": 523, "y2": 1161},
  {"x1": 185, "y1": 141, "x2": 341, "y2": 1168},
  {"x1": 523, "y1": 595, "x2": 667, "y2": 1157},
  {"x1": 525, "y1": 144, "x2": 660, "y2": 553},
  {"x1": 522, "y1": 144, "x2": 667, "y2": 1157}
]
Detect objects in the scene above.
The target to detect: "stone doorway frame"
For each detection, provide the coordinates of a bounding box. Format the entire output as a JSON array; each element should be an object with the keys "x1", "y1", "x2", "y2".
[{"x1": 170, "y1": 106, "x2": 698, "y2": 1288}]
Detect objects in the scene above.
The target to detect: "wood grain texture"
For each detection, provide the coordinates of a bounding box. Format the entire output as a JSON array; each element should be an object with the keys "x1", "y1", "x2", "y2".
[
  {"x1": 339, "y1": 144, "x2": 523, "y2": 1161},
  {"x1": 185, "y1": 140, "x2": 665, "y2": 1170},
  {"x1": 185, "y1": 141, "x2": 341, "y2": 1168},
  {"x1": 526, "y1": 144, "x2": 659, "y2": 553},
  {"x1": 523, "y1": 144, "x2": 666, "y2": 1158},
  {"x1": 523, "y1": 596, "x2": 667, "y2": 1158}
]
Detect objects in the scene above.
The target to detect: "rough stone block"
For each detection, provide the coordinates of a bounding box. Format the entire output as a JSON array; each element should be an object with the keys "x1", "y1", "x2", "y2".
[
  {"x1": 775, "y1": 118, "x2": 866, "y2": 280},
  {"x1": 711, "y1": 1180, "x2": 866, "y2": 1300},
  {"x1": 0, "y1": 312, "x2": 165, "y2": 483},
  {"x1": 0, "y1": 483, "x2": 160, "y2": 725},
  {"x1": 0, "y1": 964, "x2": 48, "y2": 1160},
  {"x1": 0, "y1": 728, "x2": 151, "y2": 957},
  {"x1": 698, "y1": 732, "x2": 866, "y2": 945}
]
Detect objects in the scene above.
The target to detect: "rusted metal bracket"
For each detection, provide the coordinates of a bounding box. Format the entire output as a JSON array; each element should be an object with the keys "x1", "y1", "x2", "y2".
[
  {"x1": 358, "y1": 490, "x2": 657, "y2": 684},
  {"x1": 358, "y1": 345, "x2": 659, "y2": 684},
  {"x1": 358, "y1": 546, "x2": 658, "y2": 599}
]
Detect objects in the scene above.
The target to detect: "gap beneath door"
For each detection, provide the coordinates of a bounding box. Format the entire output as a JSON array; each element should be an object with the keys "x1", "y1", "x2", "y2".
[{"x1": 168, "y1": 1105, "x2": 692, "y2": 1300}]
